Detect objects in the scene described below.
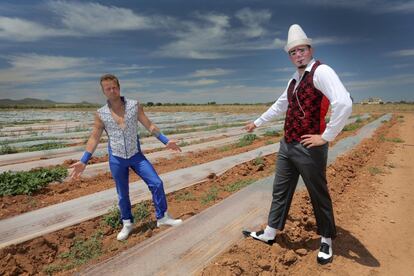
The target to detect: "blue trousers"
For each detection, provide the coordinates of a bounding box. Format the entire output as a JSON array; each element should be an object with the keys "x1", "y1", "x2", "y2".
[{"x1": 109, "y1": 151, "x2": 168, "y2": 221}]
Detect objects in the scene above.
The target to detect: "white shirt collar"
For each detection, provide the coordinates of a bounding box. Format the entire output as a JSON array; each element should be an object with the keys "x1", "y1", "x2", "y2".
[{"x1": 291, "y1": 59, "x2": 316, "y2": 81}]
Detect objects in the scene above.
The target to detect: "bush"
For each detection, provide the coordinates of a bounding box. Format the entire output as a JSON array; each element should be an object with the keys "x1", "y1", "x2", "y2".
[{"x1": 0, "y1": 166, "x2": 68, "y2": 196}]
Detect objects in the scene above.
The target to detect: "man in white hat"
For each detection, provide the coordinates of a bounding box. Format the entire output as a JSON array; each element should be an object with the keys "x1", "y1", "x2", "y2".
[{"x1": 243, "y1": 24, "x2": 353, "y2": 264}]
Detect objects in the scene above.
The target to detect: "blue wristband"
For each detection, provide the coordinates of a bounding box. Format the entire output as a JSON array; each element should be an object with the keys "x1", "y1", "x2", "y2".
[
  {"x1": 156, "y1": 133, "x2": 169, "y2": 145},
  {"x1": 80, "y1": 151, "x2": 92, "y2": 164}
]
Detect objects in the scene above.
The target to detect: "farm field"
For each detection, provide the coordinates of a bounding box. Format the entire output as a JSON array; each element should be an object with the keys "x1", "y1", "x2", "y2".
[{"x1": 0, "y1": 104, "x2": 413, "y2": 275}]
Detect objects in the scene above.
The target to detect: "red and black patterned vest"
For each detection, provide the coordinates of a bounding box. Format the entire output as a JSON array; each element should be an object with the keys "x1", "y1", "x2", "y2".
[{"x1": 284, "y1": 61, "x2": 330, "y2": 143}]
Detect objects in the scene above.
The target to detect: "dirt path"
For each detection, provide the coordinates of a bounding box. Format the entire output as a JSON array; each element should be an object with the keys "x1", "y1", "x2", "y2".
[
  {"x1": 201, "y1": 113, "x2": 414, "y2": 275},
  {"x1": 325, "y1": 113, "x2": 414, "y2": 275}
]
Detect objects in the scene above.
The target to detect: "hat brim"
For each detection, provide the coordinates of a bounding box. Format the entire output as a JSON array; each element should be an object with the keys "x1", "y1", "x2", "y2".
[{"x1": 284, "y1": 38, "x2": 312, "y2": 52}]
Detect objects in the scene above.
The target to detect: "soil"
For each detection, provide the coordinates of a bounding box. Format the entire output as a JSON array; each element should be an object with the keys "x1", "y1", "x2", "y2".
[
  {"x1": 0, "y1": 135, "x2": 280, "y2": 220},
  {"x1": 200, "y1": 113, "x2": 414, "y2": 276},
  {"x1": 0, "y1": 113, "x2": 397, "y2": 275},
  {"x1": 0, "y1": 115, "x2": 375, "y2": 220}
]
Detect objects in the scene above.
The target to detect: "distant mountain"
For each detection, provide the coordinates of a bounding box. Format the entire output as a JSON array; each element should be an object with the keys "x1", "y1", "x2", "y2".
[{"x1": 0, "y1": 98, "x2": 98, "y2": 108}]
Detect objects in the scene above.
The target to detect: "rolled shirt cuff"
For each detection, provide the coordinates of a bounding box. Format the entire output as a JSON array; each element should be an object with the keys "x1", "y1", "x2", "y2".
[{"x1": 253, "y1": 118, "x2": 264, "y2": 127}]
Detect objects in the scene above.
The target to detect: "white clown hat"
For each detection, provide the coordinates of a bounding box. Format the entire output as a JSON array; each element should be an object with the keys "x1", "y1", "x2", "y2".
[{"x1": 284, "y1": 24, "x2": 312, "y2": 52}]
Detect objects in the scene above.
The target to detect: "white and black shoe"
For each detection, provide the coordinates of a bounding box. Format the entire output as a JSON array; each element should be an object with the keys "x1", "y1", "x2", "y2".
[
  {"x1": 242, "y1": 230, "x2": 275, "y2": 245},
  {"x1": 317, "y1": 242, "x2": 333, "y2": 264}
]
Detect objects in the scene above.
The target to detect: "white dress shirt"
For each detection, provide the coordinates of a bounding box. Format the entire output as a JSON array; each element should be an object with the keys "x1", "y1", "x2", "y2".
[{"x1": 254, "y1": 59, "x2": 352, "y2": 142}]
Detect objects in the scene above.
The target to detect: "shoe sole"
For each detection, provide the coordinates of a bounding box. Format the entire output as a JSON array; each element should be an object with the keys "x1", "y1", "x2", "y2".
[
  {"x1": 242, "y1": 230, "x2": 275, "y2": 245},
  {"x1": 317, "y1": 256, "x2": 333, "y2": 265}
]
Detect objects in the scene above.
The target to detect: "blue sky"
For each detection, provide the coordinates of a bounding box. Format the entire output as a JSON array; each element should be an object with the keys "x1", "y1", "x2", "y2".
[{"x1": 0, "y1": 0, "x2": 413, "y2": 104}]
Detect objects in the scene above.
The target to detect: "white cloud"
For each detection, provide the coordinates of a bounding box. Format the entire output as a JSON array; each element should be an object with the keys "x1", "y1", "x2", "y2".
[
  {"x1": 47, "y1": 0, "x2": 162, "y2": 34},
  {"x1": 345, "y1": 73, "x2": 414, "y2": 90},
  {"x1": 155, "y1": 13, "x2": 231, "y2": 59},
  {"x1": 235, "y1": 8, "x2": 271, "y2": 38},
  {"x1": 168, "y1": 78, "x2": 219, "y2": 87},
  {"x1": 388, "y1": 49, "x2": 414, "y2": 57},
  {"x1": 124, "y1": 84, "x2": 285, "y2": 104},
  {"x1": 300, "y1": 0, "x2": 414, "y2": 14},
  {"x1": 312, "y1": 36, "x2": 359, "y2": 46},
  {"x1": 191, "y1": 68, "x2": 234, "y2": 77},
  {"x1": 0, "y1": 16, "x2": 73, "y2": 41},
  {"x1": 155, "y1": 10, "x2": 282, "y2": 59},
  {"x1": 0, "y1": 54, "x2": 99, "y2": 85}
]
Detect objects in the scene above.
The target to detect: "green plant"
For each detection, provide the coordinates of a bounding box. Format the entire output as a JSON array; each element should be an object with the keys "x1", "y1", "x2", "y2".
[
  {"x1": 27, "y1": 142, "x2": 65, "y2": 152},
  {"x1": 342, "y1": 122, "x2": 360, "y2": 131},
  {"x1": 201, "y1": 186, "x2": 219, "y2": 205},
  {"x1": 175, "y1": 191, "x2": 196, "y2": 201},
  {"x1": 58, "y1": 230, "x2": 103, "y2": 267},
  {"x1": 225, "y1": 179, "x2": 255, "y2": 192},
  {"x1": 253, "y1": 156, "x2": 264, "y2": 166},
  {"x1": 102, "y1": 204, "x2": 121, "y2": 229},
  {"x1": 263, "y1": 130, "x2": 281, "y2": 137},
  {"x1": 219, "y1": 145, "x2": 231, "y2": 152},
  {"x1": 379, "y1": 135, "x2": 404, "y2": 143},
  {"x1": 133, "y1": 202, "x2": 150, "y2": 221},
  {"x1": 386, "y1": 137, "x2": 404, "y2": 143},
  {"x1": 237, "y1": 134, "x2": 257, "y2": 147},
  {"x1": 177, "y1": 141, "x2": 189, "y2": 147},
  {"x1": 368, "y1": 167, "x2": 382, "y2": 175},
  {"x1": 0, "y1": 144, "x2": 18, "y2": 154},
  {"x1": 265, "y1": 140, "x2": 275, "y2": 145},
  {"x1": 0, "y1": 166, "x2": 68, "y2": 196}
]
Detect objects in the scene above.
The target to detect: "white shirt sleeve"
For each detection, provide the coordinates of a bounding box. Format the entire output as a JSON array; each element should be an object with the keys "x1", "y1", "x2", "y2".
[
  {"x1": 253, "y1": 82, "x2": 290, "y2": 127},
  {"x1": 314, "y1": 64, "x2": 353, "y2": 142}
]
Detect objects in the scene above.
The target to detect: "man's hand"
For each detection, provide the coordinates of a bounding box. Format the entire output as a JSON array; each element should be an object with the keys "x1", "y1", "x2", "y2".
[
  {"x1": 166, "y1": 140, "x2": 182, "y2": 152},
  {"x1": 69, "y1": 161, "x2": 86, "y2": 179},
  {"x1": 300, "y1": 134, "x2": 327, "y2": 148},
  {"x1": 243, "y1": 122, "x2": 257, "y2": 133}
]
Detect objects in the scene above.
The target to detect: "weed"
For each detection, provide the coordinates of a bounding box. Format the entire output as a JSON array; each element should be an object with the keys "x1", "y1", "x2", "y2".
[
  {"x1": 133, "y1": 202, "x2": 150, "y2": 221},
  {"x1": 237, "y1": 134, "x2": 257, "y2": 147},
  {"x1": 342, "y1": 122, "x2": 360, "y2": 131},
  {"x1": 263, "y1": 130, "x2": 281, "y2": 137},
  {"x1": 219, "y1": 145, "x2": 231, "y2": 152},
  {"x1": 379, "y1": 135, "x2": 404, "y2": 143},
  {"x1": 175, "y1": 191, "x2": 196, "y2": 201},
  {"x1": 27, "y1": 142, "x2": 65, "y2": 152},
  {"x1": 253, "y1": 156, "x2": 264, "y2": 166},
  {"x1": 386, "y1": 137, "x2": 404, "y2": 143},
  {"x1": 201, "y1": 186, "x2": 219, "y2": 205},
  {"x1": 102, "y1": 204, "x2": 121, "y2": 229},
  {"x1": 58, "y1": 230, "x2": 103, "y2": 267},
  {"x1": 368, "y1": 167, "x2": 382, "y2": 175},
  {"x1": 178, "y1": 141, "x2": 189, "y2": 147},
  {"x1": 0, "y1": 144, "x2": 18, "y2": 154},
  {"x1": 225, "y1": 179, "x2": 255, "y2": 192}
]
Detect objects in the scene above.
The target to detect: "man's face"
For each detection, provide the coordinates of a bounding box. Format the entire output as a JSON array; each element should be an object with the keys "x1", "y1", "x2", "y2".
[
  {"x1": 101, "y1": 79, "x2": 120, "y2": 99},
  {"x1": 288, "y1": 45, "x2": 313, "y2": 69}
]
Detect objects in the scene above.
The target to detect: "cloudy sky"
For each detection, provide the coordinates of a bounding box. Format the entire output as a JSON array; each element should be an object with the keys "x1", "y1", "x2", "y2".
[{"x1": 0, "y1": 0, "x2": 413, "y2": 104}]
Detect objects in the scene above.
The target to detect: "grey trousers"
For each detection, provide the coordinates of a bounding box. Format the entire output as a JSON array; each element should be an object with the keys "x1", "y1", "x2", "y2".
[{"x1": 268, "y1": 138, "x2": 336, "y2": 238}]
